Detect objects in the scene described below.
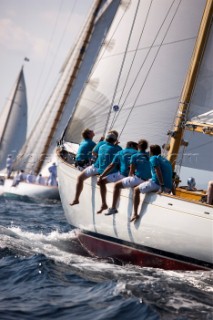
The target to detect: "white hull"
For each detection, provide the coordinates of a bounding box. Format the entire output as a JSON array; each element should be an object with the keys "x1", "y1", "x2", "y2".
[
  {"x1": 0, "y1": 178, "x2": 60, "y2": 200},
  {"x1": 57, "y1": 154, "x2": 213, "y2": 270}
]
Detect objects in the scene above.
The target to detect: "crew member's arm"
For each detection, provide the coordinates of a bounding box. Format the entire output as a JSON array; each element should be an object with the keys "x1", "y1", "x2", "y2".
[
  {"x1": 155, "y1": 166, "x2": 164, "y2": 193},
  {"x1": 129, "y1": 163, "x2": 135, "y2": 176},
  {"x1": 99, "y1": 163, "x2": 115, "y2": 180}
]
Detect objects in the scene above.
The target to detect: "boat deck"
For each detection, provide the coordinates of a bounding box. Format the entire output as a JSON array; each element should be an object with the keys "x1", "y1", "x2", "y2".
[{"x1": 58, "y1": 148, "x2": 211, "y2": 207}]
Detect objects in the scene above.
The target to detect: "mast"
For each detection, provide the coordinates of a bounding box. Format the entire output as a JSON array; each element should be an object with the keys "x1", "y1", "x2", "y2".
[
  {"x1": 35, "y1": 0, "x2": 104, "y2": 174},
  {"x1": 167, "y1": 0, "x2": 213, "y2": 168},
  {"x1": 0, "y1": 66, "x2": 24, "y2": 148}
]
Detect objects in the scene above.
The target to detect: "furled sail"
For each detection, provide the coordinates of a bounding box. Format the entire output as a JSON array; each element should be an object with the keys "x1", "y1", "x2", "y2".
[
  {"x1": 63, "y1": 0, "x2": 206, "y2": 152},
  {"x1": 15, "y1": 0, "x2": 121, "y2": 175},
  {"x1": 0, "y1": 67, "x2": 28, "y2": 171},
  {"x1": 191, "y1": 110, "x2": 213, "y2": 125},
  {"x1": 185, "y1": 110, "x2": 213, "y2": 135}
]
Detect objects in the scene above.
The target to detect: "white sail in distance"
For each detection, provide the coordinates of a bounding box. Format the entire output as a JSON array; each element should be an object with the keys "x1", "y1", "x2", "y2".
[{"x1": 0, "y1": 67, "x2": 28, "y2": 171}]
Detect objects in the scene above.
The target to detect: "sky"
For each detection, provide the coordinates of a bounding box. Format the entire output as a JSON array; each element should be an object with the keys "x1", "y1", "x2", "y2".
[{"x1": 0, "y1": 0, "x2": 93, "y2": 134}]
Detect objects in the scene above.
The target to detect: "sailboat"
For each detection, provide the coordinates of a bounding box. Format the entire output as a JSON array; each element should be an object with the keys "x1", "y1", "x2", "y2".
[
  {"x1": 1, "y1": 0, "x2": 121, "y2": 200},
  {"x1": 56, "y1": 0, "x2": 213, "y2": 270},
  {"x1": 0, "y1": 66, "x2": 28, "y2": 184}
]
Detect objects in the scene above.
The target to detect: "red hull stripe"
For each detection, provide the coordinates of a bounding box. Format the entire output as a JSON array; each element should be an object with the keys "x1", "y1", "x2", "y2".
[{"x1": 78, "y1": 231, "x2": 212, "y2": 271}]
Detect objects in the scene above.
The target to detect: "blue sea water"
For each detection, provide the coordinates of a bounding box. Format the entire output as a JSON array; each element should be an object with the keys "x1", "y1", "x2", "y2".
[{"x1": 0, "y1": 196, "x2": 212, "y2": 320}]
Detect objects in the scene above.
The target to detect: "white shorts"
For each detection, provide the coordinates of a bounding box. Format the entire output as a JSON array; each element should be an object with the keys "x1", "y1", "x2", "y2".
[
  {"x1": 105, "y1": 172, "x2": 125, "y2": 183},
  {"x1": 138, "y1": 179, "x2": 160, "y2": 193},
  {"x1": 83, "y1": 165, "x2": 99, "y2": 177},
  {"x1": 138, "y1": 180, "x2": 172, "y2": 194},
  {"x1": 121, "y1": 175, "x2": 144, "y2": 188}
]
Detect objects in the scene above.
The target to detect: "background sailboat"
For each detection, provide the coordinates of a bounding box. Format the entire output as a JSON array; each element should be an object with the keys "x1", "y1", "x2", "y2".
[
  {"x1": 57, "y1": 0, "x2": 213, "y2": 270},
  {"x1": 2, "y1": 0, "x2": 121, "y2": 200},
  {"x1": 0, "y1": 66, "x2": 28, "y2": 176}
]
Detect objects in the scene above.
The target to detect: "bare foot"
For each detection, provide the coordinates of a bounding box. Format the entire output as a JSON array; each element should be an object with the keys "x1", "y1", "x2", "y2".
[
  {"x1": 97, "y1": 204, "x2": 108, "y2": 214},
  {"x1": 130, "y1": 215, "x2": 139, "y2": 222},
  {"x1": 70, "y1": 200, "x2": 79, "y2": 206}
]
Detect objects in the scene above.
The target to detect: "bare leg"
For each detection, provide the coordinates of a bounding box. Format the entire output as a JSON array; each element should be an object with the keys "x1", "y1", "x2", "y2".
[
  {"x1": 207, "y1": 181, "x2": 213, "y2": 205},
  {"x1": 97, "y1": 178, "x2": 108, "y2": 213},
  {"x1": 111, "y1": 181, "x2": 123, "y2": 209},
  {"x1": 70, "y1": 172, "x2": 88, "y2": 205},
  {"x1": 131, "y1": 186, "x2": 140, "y2": 222}
]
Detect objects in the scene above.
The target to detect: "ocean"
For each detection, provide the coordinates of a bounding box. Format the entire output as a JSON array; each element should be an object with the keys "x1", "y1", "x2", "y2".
[{"x1": 0, "y1": 196, "x2": 212, "y2": 320}]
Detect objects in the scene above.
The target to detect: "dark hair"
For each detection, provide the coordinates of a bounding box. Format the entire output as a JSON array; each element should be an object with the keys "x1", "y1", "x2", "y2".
[
  {"x1": 106, "y1": 133, "x2": 117, "y2": 143},
  {"x1": 82, "y1": 128, "x2": 93, "y2": 139},
  {"x1": 138, "y1": 139, "x2": 148, "y2": 151},
  {"x1": 150, "y1": 144, "x2": 161, "y2": 156},
  {"x1": 108, "y1": 130, "x2": 118, "y2": 138},
  {"x1": 126, "y1": 141, "x2": 138, "y2": 149}
]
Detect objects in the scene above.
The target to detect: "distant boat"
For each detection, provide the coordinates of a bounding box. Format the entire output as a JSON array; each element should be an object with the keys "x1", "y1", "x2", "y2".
[
  {"x1": 1, "y1": 0, "x2": 120, "y2": 200},
  {"x1": 57, "y1": 0, "x2": 213, "y2": 270},
  {"x1": 0, "y1": 66, "x2": 28, "y2": 175}
]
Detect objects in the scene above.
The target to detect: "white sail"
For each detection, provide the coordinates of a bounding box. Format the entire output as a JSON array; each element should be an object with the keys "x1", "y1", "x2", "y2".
[
  {"x1": 64, "y1": 0, "x2": 206, "y2": 147},
  {"x1": 0, "y1": 67, "x2": 28, "y2": 171}
]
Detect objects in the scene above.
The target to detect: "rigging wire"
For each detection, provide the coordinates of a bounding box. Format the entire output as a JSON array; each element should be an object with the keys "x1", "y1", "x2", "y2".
[
  {"x1": 88, "y1": 1, "x2": 130, "y2": 80},
  {"x1": 110, "y1": 0, "x2": 154, "y2": 129},
  {"x1": 29, "y1": 0, "x2": 65, "y2": 126},
  {"x1": 31, "y1": 0, "x2": 79, "y2": 138},
  {"x1": 108, "y1": 0, "x2": 181, "y2": 137},
  {"x1": 115, "y1": 0, "x2": 181, "y2": 137},
  {"x1": 119, "y1": 0, "x2": 182, "y2": 137},
  {"x1": 103, "y1": 0, "x2": 141, "y2": 136},
  {"x1": 24, "y1": 0, "x2": 88, "y2": 171},
  {"x1": 36, "y1": 0, "x2": 79, "y2": 108}
]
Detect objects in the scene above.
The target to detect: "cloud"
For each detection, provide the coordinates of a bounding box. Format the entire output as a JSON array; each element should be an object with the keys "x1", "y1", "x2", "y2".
[
  {"x1": 0, "y1": 18, "x2": 48, "y2": 59},
  {"x1": 0, "y1": 19, "x2": 29, "y2": 49}
]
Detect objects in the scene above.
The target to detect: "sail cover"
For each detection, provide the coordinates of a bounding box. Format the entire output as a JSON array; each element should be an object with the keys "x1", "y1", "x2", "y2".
[{"x1": 190, "y1": 110, "x2": 213, "y2": 125}]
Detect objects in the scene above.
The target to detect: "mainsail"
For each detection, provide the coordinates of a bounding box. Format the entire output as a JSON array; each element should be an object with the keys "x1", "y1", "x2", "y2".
[
  {"x1": 63, "y1": 0, "x2": 206, "y2": 143},
  {"x1": 0, "y1": 67, "x2": 28, "y2": 171}
]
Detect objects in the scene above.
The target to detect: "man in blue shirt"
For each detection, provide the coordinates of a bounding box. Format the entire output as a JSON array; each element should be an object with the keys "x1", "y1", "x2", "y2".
[
  {"x1": 106, "y1": 139, "x2": 151, "y2": 215},
  {"x1": 47, "y1": 162, "x2": 57, "y2": 186},
  {"x1": 92, "y1": 130, "x2": 119, "y2": 162},
  {"x1": 97, "y1": 141, "x2": 138, "y2": 213},
  {"x1": 70, "y1": 132, "x2": 121, "y2": 206},
  {"x1": 6, "y1": 154, "x2": 13, "y2": 178},
  {"x1": 131, "y1": 144, "x2": 172, "y2": 222},
  {"x1": 75, "y1": 128, "x2": 96, "y2": 167}
]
